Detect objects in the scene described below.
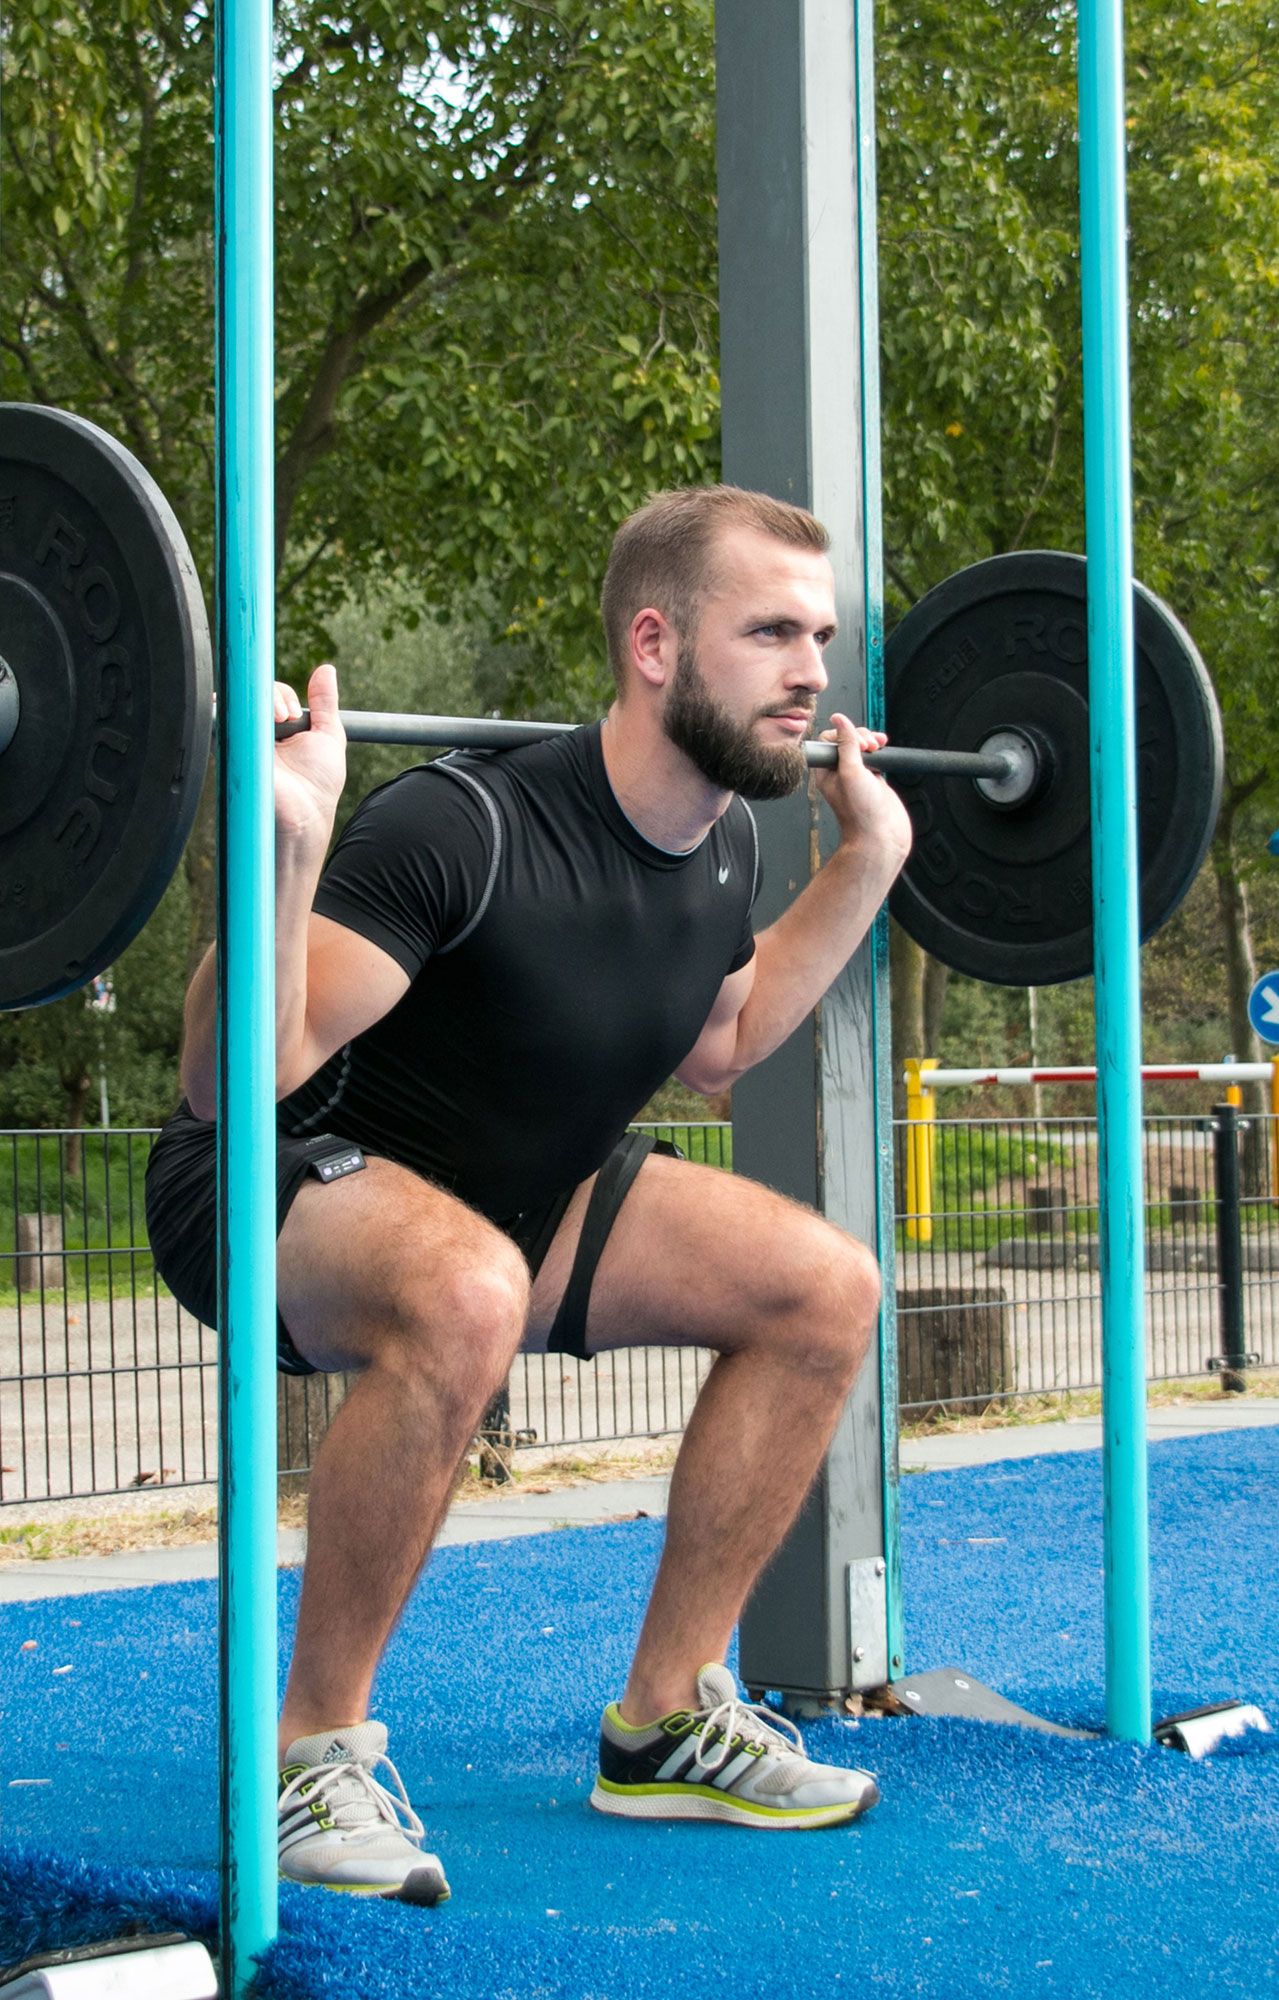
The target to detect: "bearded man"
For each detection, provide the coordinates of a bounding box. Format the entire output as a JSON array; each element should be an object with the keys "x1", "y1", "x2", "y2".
[{"x1": 146, "y1": 484, "x2": 912, "y2": 1904}]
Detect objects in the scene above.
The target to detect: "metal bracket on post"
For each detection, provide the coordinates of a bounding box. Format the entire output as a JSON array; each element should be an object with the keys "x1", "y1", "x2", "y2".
[{"x1": 846, "y1": 1556, "x2": 889, "y2": 1691}]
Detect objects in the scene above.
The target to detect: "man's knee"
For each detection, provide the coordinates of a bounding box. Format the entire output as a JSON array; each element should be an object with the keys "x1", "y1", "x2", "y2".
[
  {"x1": 379, "y1": 1225, "x2": 531, "y2": 1389},
  {"x1": 782, "y1": 1219, "x2": 881, "y2": 1380}
]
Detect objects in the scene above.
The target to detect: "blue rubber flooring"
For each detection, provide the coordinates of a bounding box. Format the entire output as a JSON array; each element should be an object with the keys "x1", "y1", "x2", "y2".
[{"x1": 2, "y1": 1428, "x2": 1277, "y2": 1998}]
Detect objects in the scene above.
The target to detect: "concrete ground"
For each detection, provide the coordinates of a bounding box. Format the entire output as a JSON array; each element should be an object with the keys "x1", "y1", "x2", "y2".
[{"x1": 2, "y1": 1396, "x2": 1275, "y2": 1604}]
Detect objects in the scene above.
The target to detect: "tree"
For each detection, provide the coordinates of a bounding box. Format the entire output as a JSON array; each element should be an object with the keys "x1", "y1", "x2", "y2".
[
  {"x1": 0, "y1": 869, "x2": 190, "y2": 1157},
  {"x1": 4, "y1": 0, "x2": 721, "y2": 977},
  {"x1": 7, "y1": 0, "x2": 1279, "y2": 1105},
  {"x1": 876, "y1": 0, "x2": 1279, "y2": 1081},
  {"x1": 3, "y1": 0, "x2": 719, "y2": 683}
]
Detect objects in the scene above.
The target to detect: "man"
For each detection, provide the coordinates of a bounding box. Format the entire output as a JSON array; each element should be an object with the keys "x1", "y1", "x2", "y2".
[{"x1": 146, "y1": 484, "x2": 912, "y2": 1906}]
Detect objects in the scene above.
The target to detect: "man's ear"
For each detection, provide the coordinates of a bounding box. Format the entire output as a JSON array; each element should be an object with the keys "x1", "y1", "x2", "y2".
[{"x1": 628, "y1": 606, "x2": 677, "y2": 691}]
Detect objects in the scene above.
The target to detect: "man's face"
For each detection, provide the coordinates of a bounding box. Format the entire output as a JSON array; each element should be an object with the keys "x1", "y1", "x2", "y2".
[{"x1": 662, "y1": 526, "x2": 838, "y2": 800}]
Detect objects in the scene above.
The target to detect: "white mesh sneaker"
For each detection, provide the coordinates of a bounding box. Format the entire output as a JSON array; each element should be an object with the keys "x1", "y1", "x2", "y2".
[
  {"x1": 277, "y1": 1721, "x2": 450, "y2": 1904},
  {"x1": 590, "y1": 1663, "x2": 880, "y2": 1829}
]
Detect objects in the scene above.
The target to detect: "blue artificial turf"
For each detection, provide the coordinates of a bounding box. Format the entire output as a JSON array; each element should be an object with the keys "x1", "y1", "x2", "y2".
[{"x1": 2, "y1": 1428, "x2": 1277, "y2": 1998}]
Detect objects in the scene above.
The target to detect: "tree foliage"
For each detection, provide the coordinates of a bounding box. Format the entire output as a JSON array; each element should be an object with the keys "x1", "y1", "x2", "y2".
[
  {"x1": 3, "y1": 0, "x2": 720, "y2": 707},
  {"x1": 876, "y1": 0, "x2": 1279, "y2": 1065},
  {"x1": 5, "y1": 0, "x2": 1279, "y2": 1103},
  {"x1": 878, "y1": 0, "x2": 1279, "y2": 774}
]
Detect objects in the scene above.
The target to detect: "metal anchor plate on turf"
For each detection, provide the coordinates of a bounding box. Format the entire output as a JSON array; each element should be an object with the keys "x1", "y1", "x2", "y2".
[
  {"x1": 864, "y1": 1667, "x2": 1097, "y2": 1738},
  {"x1": 865, "y1": 1672, "x2": 1270, "y2": 1757}
]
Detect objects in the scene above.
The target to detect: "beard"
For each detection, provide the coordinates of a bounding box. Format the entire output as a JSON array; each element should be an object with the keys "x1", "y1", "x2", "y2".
[{"x1": 663, "y1": 641, "x2": 810, "y2": 801}]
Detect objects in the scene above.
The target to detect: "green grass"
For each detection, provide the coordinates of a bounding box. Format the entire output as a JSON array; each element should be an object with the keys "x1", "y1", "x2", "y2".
[
  {"x1": 0, "y1": 1130, "x2": 158, "y2": 1299},
  {"x1": 898, "y1": 1124, "x2": 1071, "y2": 1252}
]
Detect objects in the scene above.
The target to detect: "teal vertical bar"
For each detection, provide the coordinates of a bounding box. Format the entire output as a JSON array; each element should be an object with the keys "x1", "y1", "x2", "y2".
[
  {"x1": 1076, "y1": 0, "x2": 1151, "y2": 1743},
  {"x1": 852, "y1": 0, "x2": 903, "y2": 1682},
  {"x1": 215, "y1": 0, "x2": 279, "y2": 1985}
]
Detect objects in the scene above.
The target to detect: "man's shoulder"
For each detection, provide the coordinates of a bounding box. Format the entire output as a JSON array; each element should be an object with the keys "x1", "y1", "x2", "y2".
[
  {"x1": 334, "y1": 757, "x2": 501, "y2": 862},
  {"x1": 351, "y1": 757, "x2": 497, "y2": 818},
  {"x1": 428, "y1": 724, "x2": 603, "y2": 818}
]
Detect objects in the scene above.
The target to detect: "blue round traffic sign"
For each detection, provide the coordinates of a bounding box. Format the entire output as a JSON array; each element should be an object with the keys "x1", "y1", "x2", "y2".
[{"x1": 1248, "y1": 972, "x2": 1279, "y2": 1046}]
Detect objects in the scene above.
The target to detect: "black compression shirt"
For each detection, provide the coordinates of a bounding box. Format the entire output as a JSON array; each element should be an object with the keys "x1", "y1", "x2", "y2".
[{"x1": 279, "y1": 722, "x2": 759, "y2": 1221}]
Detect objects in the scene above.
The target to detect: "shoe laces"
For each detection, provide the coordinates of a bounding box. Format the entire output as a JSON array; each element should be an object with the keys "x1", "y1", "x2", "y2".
[
  {"x1": 690, "y1": 1693, "x2": 805, "y2": 1778},
  {"x1": 278, "y1": 1749, "x2": 425, "y2": 1850}
]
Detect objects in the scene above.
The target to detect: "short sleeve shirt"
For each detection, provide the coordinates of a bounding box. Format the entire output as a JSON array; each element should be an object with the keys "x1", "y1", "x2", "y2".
[{"x1": 279, "y1": 723, "x2": 759, "y2": 1221}]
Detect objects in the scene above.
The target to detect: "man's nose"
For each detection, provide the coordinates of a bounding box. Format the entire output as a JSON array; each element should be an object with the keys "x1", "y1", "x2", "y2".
[{"x1": 787, "y1": 637, "x2": 828, "y2": 691}]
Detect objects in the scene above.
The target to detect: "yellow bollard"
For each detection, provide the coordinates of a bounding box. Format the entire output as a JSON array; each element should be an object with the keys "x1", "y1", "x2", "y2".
[{"x1": 904, "y1": 1058, "x2": 940, "y2": 1244}]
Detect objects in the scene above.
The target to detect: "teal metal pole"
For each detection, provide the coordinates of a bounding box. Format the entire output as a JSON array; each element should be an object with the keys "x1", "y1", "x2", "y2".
[
  {"x1": 1076, "y1": 0, "x2": 1152, "y2": 1743},
  {"x1": 215, "y1": 0, "x2": 279, "y2": 1984},
  {"x1": 852, "y1": 0, "x2": 903, "y2": 1684}
]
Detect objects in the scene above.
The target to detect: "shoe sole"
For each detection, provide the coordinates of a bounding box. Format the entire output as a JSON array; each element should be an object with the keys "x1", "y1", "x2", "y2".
[
  {"x1": 588, "y1": 1778, "x2": 880, "y2": 1828},
  {"x1": 281, "y1": 1863, "x2": 451, "y2": 1906}
]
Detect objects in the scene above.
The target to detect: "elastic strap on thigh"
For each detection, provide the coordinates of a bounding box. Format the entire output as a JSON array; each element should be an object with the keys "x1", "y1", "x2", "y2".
[{"x1": 545, "y1": 1132, "x2": 666, "y2": 1361}]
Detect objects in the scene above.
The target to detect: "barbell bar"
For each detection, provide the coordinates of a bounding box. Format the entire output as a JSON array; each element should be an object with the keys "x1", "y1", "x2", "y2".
[
  {"x1": 274, "y1": 706, "x2": 1034, "y2": 793},
  {"x1": 0, "y1": 402, "x2": 1224, "y2": 1012}
]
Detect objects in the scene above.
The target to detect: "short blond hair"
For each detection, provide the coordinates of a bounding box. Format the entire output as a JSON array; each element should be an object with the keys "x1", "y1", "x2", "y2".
[{"x1": 600, "y1": 485, "x2": 830, "y2": 687}]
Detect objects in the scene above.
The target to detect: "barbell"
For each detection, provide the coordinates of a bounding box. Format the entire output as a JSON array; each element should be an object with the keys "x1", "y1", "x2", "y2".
[
  {"x1": 0, "y1": 403, "x2": 1223, "y2": 1012},
  {"x1": 275, "y1": 706, "x2": 1036, "y2": 789}
]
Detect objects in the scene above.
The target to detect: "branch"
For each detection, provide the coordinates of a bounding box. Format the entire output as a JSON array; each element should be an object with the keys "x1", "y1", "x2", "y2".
[
  {"x1": 1007, "y1": 400, "x2": 1063, "y2": 549},
  {"x1": 278, "y1": 28, "x2": 365, "y2": 91},
  {"x1": 31, "y1": 257, "x2": 160, "y2": 463},
  {"x1": 1224, "y1": 768, "x2": 1270, "y2": 818},
  {"x1": 885, "y1": 553, "x2": 923, "y2": 609},
  {"x1": 0, "y1": 324, "x2": 54, "y2": 404},
  {"x1": 272, "y1": 28, "x2": 589, "y2": 562},
  {"x1": 117, "y1": 42, "x2": 158, "y2": 374},
  {"x1": 278, "y1": 527, "x2": 341, "y2": 603}
]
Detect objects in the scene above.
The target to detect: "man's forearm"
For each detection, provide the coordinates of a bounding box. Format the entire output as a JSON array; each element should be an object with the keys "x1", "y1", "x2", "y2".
[
  {"x1": 722, "y1": 837, "x2": 905, "y2": 1084},
  {"x1": 179, "y1": 830, "x2": 329, "y2": 1119}
]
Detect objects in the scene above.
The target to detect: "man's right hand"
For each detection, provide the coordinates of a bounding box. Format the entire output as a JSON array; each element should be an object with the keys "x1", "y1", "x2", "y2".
[{"x1": 274, "y1": 663, "x2": 347, "y2": 847}]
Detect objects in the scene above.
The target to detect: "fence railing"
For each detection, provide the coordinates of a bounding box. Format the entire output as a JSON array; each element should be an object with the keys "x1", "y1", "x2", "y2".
[
  {"x1": 1, "y1": 1112, "x2": 1273, "y2": 1507},
  {"x1": 894, "y1": 1109, "x2": 1278, "y2": 1413}
]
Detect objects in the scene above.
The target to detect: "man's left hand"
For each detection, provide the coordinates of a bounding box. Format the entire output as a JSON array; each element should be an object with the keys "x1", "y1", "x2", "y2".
[{"x1": 812, "y1": 713, "x2": 914, "y2": 861}]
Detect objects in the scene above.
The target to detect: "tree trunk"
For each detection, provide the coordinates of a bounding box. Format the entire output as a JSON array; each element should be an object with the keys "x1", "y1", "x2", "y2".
[
  {"x1": 183, "y1": 763, "x2": 219, "y2": 983},
  {"x1": 889, "y1": 920, "x2": 925, "y2": 1113},
  {"x1": 923, "y1": 955, "x2": 950, "y2": 1058},
  {"x1": 61, "y1": 1071, "x2": 92, "y2": 1179}
]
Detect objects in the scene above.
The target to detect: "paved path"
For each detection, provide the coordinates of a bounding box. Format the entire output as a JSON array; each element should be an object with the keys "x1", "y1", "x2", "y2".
[{"x1": 2, "y1": 1399, "x2": 1274, "y2": 1604}]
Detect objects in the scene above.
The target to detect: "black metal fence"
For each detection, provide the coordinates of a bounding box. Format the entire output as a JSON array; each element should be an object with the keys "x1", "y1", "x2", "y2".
[
  {"x1": 1, "y1": 1111, "x2": 1273, "y2": 1506},
  {"x1": 0, "y1": 1123, "x2": 725, "y2": 1507},
  {"x1": 894, "y1": 1108, "x2": 1279, "y2": 1414}
]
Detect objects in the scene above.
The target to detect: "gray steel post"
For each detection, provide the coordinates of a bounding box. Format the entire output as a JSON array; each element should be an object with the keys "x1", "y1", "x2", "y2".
[{"x1": 718, "y1": 0, "x2": 899, "y2": 1703}]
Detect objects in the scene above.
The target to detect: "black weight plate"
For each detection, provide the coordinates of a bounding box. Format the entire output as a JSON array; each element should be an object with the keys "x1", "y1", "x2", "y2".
[
  {"x1": 885, "y1": 551, "x2": 1223, "y2": 986},
  {"x1": 0, "y1": 405, "x2": 212, "y2": 1010}
]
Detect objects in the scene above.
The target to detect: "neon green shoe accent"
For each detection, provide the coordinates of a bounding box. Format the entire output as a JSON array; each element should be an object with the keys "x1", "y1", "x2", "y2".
[
  {"x1": 592, "y1": 1775, "x2": 852, "y2": 1821},
  {"x1": 603, "y1": 1702, "x2": 657, "y2": 1736}
]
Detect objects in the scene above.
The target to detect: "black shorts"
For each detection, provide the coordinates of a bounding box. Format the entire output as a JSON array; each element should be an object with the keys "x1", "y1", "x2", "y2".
[{"x1": 144, "y1": 1105, "x2": 671, "y2": 1376}]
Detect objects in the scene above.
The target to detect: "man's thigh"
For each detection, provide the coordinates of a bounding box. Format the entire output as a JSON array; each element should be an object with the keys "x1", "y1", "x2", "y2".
[
  {"x1": 278, "y1": 1156, "x2": 524, "y2": 1373},
  {"x1": 527, "y1": 1153, "x2": 878, "y2": 1357}
]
